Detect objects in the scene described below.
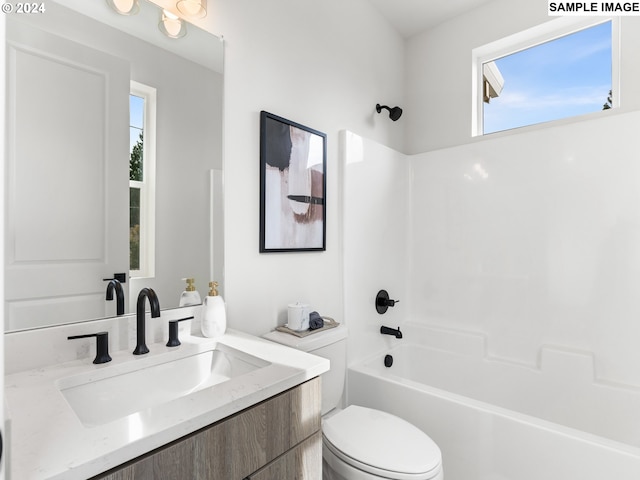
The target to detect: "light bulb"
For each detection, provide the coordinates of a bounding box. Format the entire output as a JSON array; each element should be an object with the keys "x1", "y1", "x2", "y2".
[{"x1": 176, "y1": 0, "x2": 207, "y2": 18}]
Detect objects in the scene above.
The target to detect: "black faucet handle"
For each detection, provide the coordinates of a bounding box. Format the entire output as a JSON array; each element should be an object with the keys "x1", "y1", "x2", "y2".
[
  {"x1": 68, "y1": 331, "x2": 112, "y2": 364},
  {"x1": 102, "y1": 273, "x2": 127, "y2": 283},
  {"x1": 166, "y1": 316, "x2": 195, "y2": 347},
  {"x1": 376, "y1": 290, "x2": 400, "y2": 314}
]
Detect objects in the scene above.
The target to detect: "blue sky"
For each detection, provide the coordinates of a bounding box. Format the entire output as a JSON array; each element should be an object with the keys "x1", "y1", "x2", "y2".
[
  {"x1": 484, "y1": 21, "x2": 612, "y2": 134},
  {"x1": 130, "y1": 94, "x2": 144, "y2": 150}
]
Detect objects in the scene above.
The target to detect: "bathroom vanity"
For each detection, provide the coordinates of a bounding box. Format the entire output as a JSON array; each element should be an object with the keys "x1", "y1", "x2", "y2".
[
  {"x1": 4, "y1": 308, "x2": 328, "y2": 480},
  {"x1": 94, "y1": 378, "x2": 321, "y2": 480}
]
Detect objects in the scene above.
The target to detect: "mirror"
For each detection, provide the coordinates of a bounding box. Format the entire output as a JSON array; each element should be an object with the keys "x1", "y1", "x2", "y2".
[{"x1": 5, "y1": 0, "x2": 224, "y2": 331}]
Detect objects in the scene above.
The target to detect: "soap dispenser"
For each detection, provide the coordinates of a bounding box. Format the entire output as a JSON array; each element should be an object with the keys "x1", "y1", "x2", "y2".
[
  {"x1": 179, "y1": 278, "x2": 201, "y2": 306},
  {"x1": 201, "y1": 281, "x2": 226, "y2": 338}
]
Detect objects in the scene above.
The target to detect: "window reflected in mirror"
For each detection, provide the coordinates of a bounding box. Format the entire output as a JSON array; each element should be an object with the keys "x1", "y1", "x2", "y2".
[{"x1": 129, "y1": 82, "x2": 156, "y2": 279}]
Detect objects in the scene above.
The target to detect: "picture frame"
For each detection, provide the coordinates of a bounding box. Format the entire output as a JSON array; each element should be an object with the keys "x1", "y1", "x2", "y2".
[{"x1": 260, "y1": 111, "x2": 327, "y2": 252}]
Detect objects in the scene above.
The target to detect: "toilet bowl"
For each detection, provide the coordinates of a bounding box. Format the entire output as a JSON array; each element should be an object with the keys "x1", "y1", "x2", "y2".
[
  {"x1": 263, "y1": 325, "x2": 443, "y2": 480},
  {"x1": 322, "y1": 405, "x2": 443, "y2": 480}
]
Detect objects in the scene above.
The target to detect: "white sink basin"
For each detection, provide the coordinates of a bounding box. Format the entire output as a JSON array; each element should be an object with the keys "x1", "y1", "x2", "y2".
[{"x1": 57, "y1": 345, "x2": 270, "y2": 427}]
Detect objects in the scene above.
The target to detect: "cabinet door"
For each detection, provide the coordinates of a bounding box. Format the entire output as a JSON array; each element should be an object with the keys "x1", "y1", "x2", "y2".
[
  {"x1": 245, "y1": 431, "x2": 322, "y2": 480},
  {"x1": 5, "y1": 17, "x2": 130, "y2": 330}
]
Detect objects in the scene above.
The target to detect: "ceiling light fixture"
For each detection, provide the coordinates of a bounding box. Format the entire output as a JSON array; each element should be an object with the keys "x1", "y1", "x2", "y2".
[
  {"x1": 159, "y1": 9, "x2": 187, "y2": 39},
  {"x1": 105, "y1": 0, "x2": 140, "y2": 16},
  {"x1": 176, "y1": 0, "x2": 207, "y2": 19}
]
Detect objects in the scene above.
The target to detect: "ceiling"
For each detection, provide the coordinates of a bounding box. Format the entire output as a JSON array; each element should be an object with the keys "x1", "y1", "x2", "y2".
[{"x1": 367, "y1": 0, "x2": 497, "y2": 38}]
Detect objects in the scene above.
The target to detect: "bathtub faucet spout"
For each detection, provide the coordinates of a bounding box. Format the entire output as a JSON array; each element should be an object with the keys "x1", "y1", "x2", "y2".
[{"x1": 380, "y1": 325, "x2": 402, "y2": 339}]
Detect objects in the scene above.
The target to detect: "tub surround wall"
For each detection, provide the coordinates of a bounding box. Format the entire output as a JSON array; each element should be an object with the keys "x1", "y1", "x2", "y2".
[
  {"x1": 341, "y1": 131, "x2": 410, "y2": 364},
  {"x1": 342, "y1": 115, "x2": 640, "y2": 478},
  {"x1": 410, "y1": 110, "x2": 640, "y2": 389},
  {"x1": 379, "y1": 322, "x2": 640, "y2": 448}
]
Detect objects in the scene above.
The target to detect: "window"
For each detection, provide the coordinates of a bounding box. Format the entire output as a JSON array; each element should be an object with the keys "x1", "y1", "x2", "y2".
[
  {"x1": 129, "y1": 81, "x2": 156, "y2": 278},
  {"x1": 474, "y1": 18, "x2": 618, "y2": 135}
]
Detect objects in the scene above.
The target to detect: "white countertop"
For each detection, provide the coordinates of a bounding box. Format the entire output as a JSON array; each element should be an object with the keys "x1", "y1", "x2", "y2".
[{"x1": 5, "y1": 328, "x2": 329, "y2": 480}]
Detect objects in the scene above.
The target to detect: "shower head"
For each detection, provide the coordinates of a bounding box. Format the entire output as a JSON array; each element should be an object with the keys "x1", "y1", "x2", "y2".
[{"x1": 376, "y1": 103, "x2": 403, "y2": 121}]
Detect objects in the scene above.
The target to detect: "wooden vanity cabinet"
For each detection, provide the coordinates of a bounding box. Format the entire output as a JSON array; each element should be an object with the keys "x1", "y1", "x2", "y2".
[{"x1": 94, "y1": 377, "x2": 322, "y2": 480}]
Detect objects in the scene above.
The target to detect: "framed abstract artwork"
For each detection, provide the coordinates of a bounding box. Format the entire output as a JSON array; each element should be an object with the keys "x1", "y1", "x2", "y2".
[{"x1": 259, "y1": 111, "x2": 327, "y2": 252}]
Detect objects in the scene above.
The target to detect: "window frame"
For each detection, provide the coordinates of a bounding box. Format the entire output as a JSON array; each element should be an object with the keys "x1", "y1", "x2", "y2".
[
  {"x1": 129, "y1": 80, "x2": 157, "y2": 279},
  {"x1": 472, "y1": 16, "x2": 620, "y2": 137}
]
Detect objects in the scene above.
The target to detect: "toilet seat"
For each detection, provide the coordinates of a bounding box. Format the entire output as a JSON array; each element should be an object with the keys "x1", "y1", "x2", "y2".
[{"x1": 322, "y1": 405, "x2": 442, "y2": 480}]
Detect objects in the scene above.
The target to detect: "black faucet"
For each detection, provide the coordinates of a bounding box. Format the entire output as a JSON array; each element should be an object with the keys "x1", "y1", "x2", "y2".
[
  {"x1": 380, "y1": 325, "x2": 402, "y2": 339},
  {"x1": 133, "y1": 288, "x2": 161, "y2": 355},
  {"x1": 104, "y1": 279, "x2": 125, "y2": 316}
]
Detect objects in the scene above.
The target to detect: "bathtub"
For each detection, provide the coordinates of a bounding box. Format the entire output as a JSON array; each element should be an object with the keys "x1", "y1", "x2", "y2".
[{"x1": 347, "y1": 325, "x2": 640, "y2": 480}]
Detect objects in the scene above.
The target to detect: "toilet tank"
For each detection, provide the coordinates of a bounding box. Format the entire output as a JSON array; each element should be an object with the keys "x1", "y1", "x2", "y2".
[{"x1": 263, "y1": 324, "x2": 347, "y2": 415}]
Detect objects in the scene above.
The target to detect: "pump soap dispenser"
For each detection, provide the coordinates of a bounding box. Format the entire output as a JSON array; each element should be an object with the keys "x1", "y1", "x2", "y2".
[
  {"x1": 179, "y1": 278, "x2": 201, "y2": 307},
  {"x1": 201, "y1": 281, "x2": 226, "y2": 338}
]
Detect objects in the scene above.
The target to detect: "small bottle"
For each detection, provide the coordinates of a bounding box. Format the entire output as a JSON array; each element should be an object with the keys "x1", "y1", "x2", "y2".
[
  {"x1": 179, "y1": 278, "x2": 201, "y2": 307},
  {"x1": 201, "y1": 281, "x2": 227, "y2": 338}
]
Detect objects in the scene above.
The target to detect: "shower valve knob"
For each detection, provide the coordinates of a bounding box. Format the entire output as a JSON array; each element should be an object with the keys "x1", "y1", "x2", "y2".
[{"x1": 376, "y1": 290, "x2": 399, "y2": 314}]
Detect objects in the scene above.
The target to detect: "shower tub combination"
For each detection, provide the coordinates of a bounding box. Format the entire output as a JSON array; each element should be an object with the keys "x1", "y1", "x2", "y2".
[{"x1": 347, "y1": 323, "x2": 640, "y2": 480}]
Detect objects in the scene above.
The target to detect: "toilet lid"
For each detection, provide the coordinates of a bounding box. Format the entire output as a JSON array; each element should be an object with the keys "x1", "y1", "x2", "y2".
[{"x1": 322, "y1": 405, "x2": 441, "y2": 479}]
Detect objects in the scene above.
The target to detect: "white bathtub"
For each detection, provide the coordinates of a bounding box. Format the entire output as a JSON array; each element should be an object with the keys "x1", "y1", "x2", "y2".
[{"x1": 347, "y1": 327, "x2": 640, "y2": 480}]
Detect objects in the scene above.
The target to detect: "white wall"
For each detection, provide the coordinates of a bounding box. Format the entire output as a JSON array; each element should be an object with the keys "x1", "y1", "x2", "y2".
[{"x1": 208, "y1": 0, "x2": 405, "y2": 335}]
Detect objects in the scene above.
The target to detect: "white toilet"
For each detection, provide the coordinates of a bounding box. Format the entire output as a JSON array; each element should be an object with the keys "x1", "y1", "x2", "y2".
[{"x1": 263, "y1": 325, "x2": 444, "y2": 480}]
